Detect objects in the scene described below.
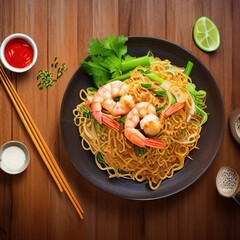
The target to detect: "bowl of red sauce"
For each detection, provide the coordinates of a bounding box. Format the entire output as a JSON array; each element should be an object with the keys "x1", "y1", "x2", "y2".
[{"x1": 0, "y1": 33, "x2": 38, "y2": 73}]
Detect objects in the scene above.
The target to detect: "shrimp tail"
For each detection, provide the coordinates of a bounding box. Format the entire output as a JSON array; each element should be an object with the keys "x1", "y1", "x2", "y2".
[
  {"x1": 164, "y1": 102, "x2": 185, "y2": 117},
  {"x1": 92, "y1": 111, "x2": 102, "y2": 124},
  {"x1": 144, "y1": 138, "x2": 166, "y2": 149},
  {"x1": 102, "y1": 115, "x2": 120, "y2": 131},
  {"x1": 92, "y1": 111, "x2": 120, "y2": 131},
  {"x1": 125, "y1": 128, "x2": 166, "y2": 149}
]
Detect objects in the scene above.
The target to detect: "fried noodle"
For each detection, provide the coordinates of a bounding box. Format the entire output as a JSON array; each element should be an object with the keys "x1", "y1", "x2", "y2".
[{"x1": 73, "y1": 58, "x2": 203, "y2": 190}]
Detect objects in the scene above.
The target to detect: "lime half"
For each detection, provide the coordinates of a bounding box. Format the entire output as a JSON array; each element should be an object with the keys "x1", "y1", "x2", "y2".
[{"x1": 193, "y1": 16, "x2": 220, "y2": 52}]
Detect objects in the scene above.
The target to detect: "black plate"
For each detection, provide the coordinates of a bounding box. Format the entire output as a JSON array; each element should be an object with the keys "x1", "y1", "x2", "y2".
[{"x1": 60, "y1": 37, "x2": 224, "y2": 200}]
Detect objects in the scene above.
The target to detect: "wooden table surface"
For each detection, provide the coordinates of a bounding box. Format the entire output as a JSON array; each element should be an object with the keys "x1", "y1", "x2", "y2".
[{"x1": 1, "y1": 0, "x2": 240, "y2": 239}]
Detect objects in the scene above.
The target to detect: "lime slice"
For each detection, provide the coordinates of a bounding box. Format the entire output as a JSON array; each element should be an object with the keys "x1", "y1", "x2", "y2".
[{"x1": 193, "y1": 16, "x2": 220, "y2": 52}]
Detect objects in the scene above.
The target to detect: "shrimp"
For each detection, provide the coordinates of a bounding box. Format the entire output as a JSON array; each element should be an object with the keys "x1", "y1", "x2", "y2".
[
  {"x1": 91, "y1": 80, "x2": 135, "y2": 131},
  {"x1": 140, "y1": 102, "x2": 186, "y2": 136},
  {"x1": 124, "y1": 102, "x2": 166, "y2": 149}
]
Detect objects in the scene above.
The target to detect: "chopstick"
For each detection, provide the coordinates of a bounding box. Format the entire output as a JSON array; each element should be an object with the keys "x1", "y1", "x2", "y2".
[{"x1": 0, "y1": 64, "x2": 84, "y2": 219}]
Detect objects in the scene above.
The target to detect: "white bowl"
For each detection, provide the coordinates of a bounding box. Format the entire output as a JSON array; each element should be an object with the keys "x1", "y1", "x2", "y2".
[
  {"x1": 0, "y1": 141, "x2": 30, "y2": 174},
  {"x1": 0, "y1": 33, "x2": 38, "y2": 73}
]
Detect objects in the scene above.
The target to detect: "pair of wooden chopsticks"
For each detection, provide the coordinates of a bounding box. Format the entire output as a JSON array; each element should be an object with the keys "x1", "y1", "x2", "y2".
[{"x1": 0, "y1": 64, "x2": 84, "y2": 219}]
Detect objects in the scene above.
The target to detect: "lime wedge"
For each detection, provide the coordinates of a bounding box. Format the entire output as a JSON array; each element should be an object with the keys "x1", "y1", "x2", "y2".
[{"x1": 193, "y1": 16, "x2": 220, "y2": 52}]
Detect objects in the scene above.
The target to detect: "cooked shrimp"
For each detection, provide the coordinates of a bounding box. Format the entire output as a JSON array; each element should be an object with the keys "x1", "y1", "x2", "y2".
[
  {"x1": 124, "y1": 102, "x2": 166, "y2": 149},
  {"x1": 140, "y1": 102, "x2": 185, "y2": 136},
  {"x1": 91, "y1": 80, "x2": 135, "y2": 131},
  {"x1": 140, "y1": 114, "x2": 163, "y2": 136}
]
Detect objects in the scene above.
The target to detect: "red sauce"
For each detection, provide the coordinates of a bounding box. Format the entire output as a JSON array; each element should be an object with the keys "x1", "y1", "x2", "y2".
[{"x1": 4, "y1": 38, "x2": 33, "y2": 68}]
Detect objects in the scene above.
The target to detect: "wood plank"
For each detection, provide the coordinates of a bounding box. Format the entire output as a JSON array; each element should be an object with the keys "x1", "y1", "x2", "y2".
[{"x1": 1, "y1": 0, "x2": 240, "y2": 239}]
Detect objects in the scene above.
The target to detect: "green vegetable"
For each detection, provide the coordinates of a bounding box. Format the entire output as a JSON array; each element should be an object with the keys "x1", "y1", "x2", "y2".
[
  {"x1": 139, "y1": 66, "x2": 208, "y2": 125},
  {"x1": 138, "y1": 69, "x2": 165, "y2": 84},
  {"x1": 86, "y1": 87, "x2": 97, "y2": 95},
  {"x1": 116, "y1": 115, "x2": 126, "y2": 124},
  {"x1": 134, "y1": 145, "x2": 147, "y2": 156},
  {"x1": 81, "y1": 35, "x2": 154, "y2": 88},
  {"x1": 187, "y1": 83, "x2": 206, "y2": 98},
  {"x1": 81, "y1": 61, "x2": 110, "y2": 88},
  {"x1": 118, "y1": 169, "x2": 129, "y2": 174},
  {"x1": 195, "y1": 105, "x2": 208, "y2": 125},
  {"x1": 80, "y1": 107, "x2": 92, "y2": 118},
  {"x1": 186, "y1": 83, "x2": 206, "y2": 108},
  {"x1": 166, "y1": 91, "x2": 176, "y2": 105},
  {"x1": 121, "y1": 55, "x2": 152, "y2": 72},
  {"x1": 94, "y1": 120, "x2": 101, "y2": 133},
  {"x1": 37, "y1": 57, "x2": 68, "y2": 89},
  {"x1": 154, "y1": 88, "x2": 166, "y2": 96},
  {"x1": 184, "y1": 61, "x2": 194, "y2": 76},
  {"x1": 96, "y1": 152, "x2": 105, "y2": 164},
  {"x1": 141, "y1": 82, "x2": 152, "y2": 88}
]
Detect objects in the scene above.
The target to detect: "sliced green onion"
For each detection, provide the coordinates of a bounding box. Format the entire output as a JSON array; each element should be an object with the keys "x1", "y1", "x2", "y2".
[
  {"x1": 141, "y1": 82, "x2": 152, "y2": 88},
  {"x1": 184, "y1": 61, "x2": 194, "y2": 76},
  {"x1": 155, "y1": 88, "x2": 166, "y2": 96},
  {"x1": 139, "y1": 69, "x2": 165, "y2": 84},
  {"x1": 80, "y1": 107, "x2": 92, "y2": 118},
  {"x1": 121, "y1": 55, "x2": 151, "y2": 72}
]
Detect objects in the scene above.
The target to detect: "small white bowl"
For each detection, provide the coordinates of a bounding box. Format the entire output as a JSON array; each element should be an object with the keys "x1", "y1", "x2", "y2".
[
  {"x1": 0, "y1": 141, "x2": 30, "y2": 174},
  {"x1": 0, "y1": 33, "x2": 38, "y2": 73}
]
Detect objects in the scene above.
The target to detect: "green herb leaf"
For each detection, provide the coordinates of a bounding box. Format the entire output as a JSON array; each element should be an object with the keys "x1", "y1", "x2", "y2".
[
  {"x1": 184, "y1": 61, "x2": 194, "y2": 76},
  {"x1": 116, "y1": 115, "x2": 126, "y2": 123},
  {"x1": 134, "y1": 145, "x2": 147, "y2": 156},
  {"x1": 82, "y1": 35, "x2": 155, "y2": 88}
]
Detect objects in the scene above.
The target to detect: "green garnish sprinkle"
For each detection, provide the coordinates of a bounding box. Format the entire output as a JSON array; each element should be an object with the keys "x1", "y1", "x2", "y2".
[{"x1": 37, "y1": 57, "x2": 68, "y2": 89}]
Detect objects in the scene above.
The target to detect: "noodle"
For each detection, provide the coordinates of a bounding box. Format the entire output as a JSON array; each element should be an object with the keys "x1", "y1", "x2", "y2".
[{"x1": 73, "y1": 58, "x2": 205, "y2": 190}]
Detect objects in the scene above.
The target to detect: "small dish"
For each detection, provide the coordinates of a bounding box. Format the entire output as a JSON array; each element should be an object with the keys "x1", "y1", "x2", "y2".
[
  {"x1": 0, "y1": 141, "x2": 30, "y2": 174},
  {"x1": 229, "y1": 108, "x2": 240, "y2": 144},
  {"x1": 0, "y1": 33, "x2": 38, "y2": 73},
  {"x1": 216, "y1": 166, "x2": 239, "y2": 198}
]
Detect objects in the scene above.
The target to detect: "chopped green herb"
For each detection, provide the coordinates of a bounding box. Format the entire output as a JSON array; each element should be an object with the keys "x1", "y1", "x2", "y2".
[{"x1": 37, "y1": 57, "x2": 68, "y2": 89}]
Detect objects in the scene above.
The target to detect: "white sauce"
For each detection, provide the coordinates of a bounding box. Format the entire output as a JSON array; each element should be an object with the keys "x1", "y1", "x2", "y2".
[{"x1": 1, "y1": 146, "x2": 26, "y2": 172}]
